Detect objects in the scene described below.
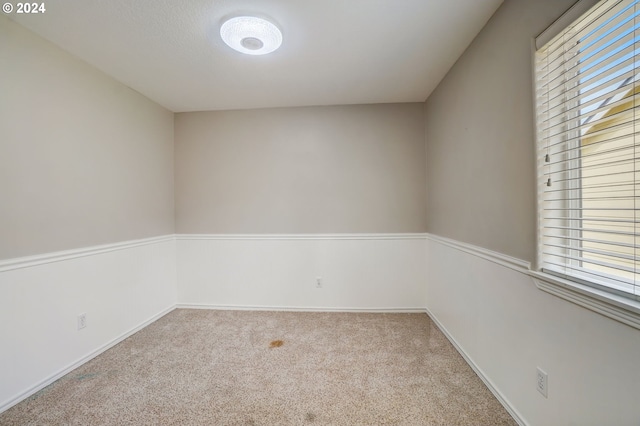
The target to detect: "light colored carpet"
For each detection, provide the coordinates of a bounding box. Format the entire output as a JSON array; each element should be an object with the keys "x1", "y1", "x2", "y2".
[{"x1": 0, "y1": 309, "x2": 516, "y2": 425}]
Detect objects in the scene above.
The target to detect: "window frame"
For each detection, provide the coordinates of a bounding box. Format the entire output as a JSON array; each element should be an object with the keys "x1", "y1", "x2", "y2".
[{"x1": 532, "y1": 0, "x2": 640, "y2": 329}]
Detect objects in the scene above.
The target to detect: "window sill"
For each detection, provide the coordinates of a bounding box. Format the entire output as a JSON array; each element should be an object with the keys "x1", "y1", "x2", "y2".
[{"x1": 530, "y1": 270, "x2": 640, "y2": 330}]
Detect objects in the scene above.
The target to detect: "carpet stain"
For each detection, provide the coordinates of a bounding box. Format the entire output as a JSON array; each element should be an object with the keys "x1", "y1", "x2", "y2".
[
  {"x1": 269, "y1": 340, "x2": 284, "y2": 348},
  {"x1": 305, "y1": 412, "x2": 316, "y2": 422},
  {"x1": 74, "y1": 372, "x2": 99, "y2": 381}
]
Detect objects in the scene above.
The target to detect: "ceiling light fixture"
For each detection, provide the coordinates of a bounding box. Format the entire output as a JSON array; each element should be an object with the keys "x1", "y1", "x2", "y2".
[{"x1": 220, "y1": 16, "x2": 283, "y2": 56}]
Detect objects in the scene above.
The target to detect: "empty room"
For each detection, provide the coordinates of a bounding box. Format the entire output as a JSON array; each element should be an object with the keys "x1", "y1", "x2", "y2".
[{"x1": 1, "y1": 0, "x2": 639, "y2": 424}]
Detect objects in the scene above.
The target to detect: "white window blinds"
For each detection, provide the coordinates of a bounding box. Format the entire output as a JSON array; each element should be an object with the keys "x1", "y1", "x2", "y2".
[{"x1": 535, "y1": 0, "x2": 640, "y2": 299}]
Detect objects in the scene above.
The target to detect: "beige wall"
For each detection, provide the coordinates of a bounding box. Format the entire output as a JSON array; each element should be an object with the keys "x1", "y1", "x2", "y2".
[
  {"x1": 175, "y1": 104, "x2": 426, "y2": 234},
  {"x1": 0, "y1": 17, "x2": 175, "y2": 260},
  {"x1": 424, "y1": 0, "x2": 576, "y2": 263}
]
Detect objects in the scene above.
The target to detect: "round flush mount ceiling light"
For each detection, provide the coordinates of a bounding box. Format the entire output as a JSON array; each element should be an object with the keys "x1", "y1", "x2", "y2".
[{"x1": 220, "y1": 16, "x2": 283, "y2": 55}]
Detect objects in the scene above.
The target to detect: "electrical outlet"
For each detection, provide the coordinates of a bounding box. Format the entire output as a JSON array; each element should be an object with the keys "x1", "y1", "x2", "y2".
[
  {"x1": 536, "y1": 367, "x2": 548, "y2": 398},
  {"x1": 77, "y1": 313, "x2": 87, "y2": 330},
  {"x1": 316, "y1": 277, "x2": 322, "y2": 288}
]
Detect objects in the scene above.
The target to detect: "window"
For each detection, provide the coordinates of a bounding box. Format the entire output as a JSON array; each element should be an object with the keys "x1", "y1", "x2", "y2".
[{"x1": 534, "y1": 0, "x2": 640, "y2": 314}]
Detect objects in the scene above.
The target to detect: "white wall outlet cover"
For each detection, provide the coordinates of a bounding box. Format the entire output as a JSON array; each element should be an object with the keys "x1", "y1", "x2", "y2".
[
  {"x1": 77, "y1": 313, "x2": 87, "y2": 330},
  {"x1": 536, "y1": 367, "x2": 548, "y2": 398}
]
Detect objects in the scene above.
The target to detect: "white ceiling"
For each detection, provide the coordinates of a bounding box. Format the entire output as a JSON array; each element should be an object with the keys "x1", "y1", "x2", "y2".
[{"x1": 10, "y1": 0, "x2": 503, "y2": 112}]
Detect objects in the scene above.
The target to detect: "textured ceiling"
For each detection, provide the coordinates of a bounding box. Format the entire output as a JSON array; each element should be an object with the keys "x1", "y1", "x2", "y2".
[{"x1": 10, "y1": 0, "x2": 503, "y2": 112}]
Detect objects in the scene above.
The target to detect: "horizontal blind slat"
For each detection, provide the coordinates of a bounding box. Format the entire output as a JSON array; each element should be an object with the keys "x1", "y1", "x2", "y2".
[
  {"x1": 543, "y1": 242, "x2": 638, "y2": 261},
  {"x1": 544, "y1": 117, "x2": 640, "y2": 151},
  {"x1": 542, "y1": 233, "x2": 638, "y2": 249}
]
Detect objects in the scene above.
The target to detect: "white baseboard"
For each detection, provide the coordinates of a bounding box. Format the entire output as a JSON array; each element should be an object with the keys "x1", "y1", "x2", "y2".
[
  {"x1": 424, "y1": 307, "x2": 526, "y2": 426},
  {"x1": 176, "y1": 303, "x2": 426, "y2": 313},
  {"x1": 175, "y1": 233, "x2": 428, "y2": 241},
  {"x1": 0, "y1": 305, "x2": 175, "y2": 414}
]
